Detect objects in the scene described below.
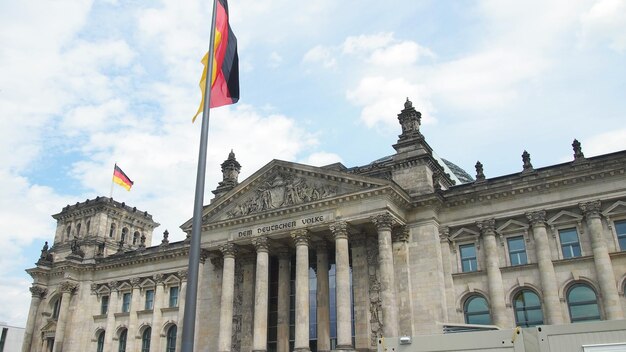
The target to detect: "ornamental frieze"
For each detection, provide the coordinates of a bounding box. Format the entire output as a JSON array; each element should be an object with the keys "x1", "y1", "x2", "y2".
[{"x1": 226, "y1": 172, "x2": 339, "y2": 219}]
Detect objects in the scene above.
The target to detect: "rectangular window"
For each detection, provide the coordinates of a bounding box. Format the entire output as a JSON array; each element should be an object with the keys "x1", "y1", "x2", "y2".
[
  {"x1": 169, "y1": 286, "x2": 179, "y2": 308},
  {"x1": 559, "y1": 228, "x2": 582, "y2": 258},
  {"x1": 507, "y1": 236, "x2": 528, "y2": 265},
  {"x1": 615, "y1": 220, "x2": 626, "y2": 251},
  {"x1": 122, "y1": 293, "x2": 131, "y2": 313},
  {"x1": 460, "y1": 244, "x2": 477, "y2": 272},
  {"x1": 101, "y1": 295, "x2": 109, "y2": 315},
  {"x1": 145, "y1": 289, "x2": 154, "y2": 310}
]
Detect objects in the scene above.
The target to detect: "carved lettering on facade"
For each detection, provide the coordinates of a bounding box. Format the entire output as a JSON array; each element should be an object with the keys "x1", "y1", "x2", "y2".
[{"x1": 226, "y1": 172, "x2": 338, "y2": 219}]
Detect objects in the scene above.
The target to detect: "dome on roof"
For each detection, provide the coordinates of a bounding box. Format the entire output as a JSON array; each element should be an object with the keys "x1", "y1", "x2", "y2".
[{"x1": 442, "y1": 159, "x2": 474, "y2": 184}]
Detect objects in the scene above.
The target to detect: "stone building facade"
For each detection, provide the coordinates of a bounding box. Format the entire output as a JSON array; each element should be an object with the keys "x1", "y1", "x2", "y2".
[{"x1": 23, "y1": 99, "x2": 626, "y2": 352}]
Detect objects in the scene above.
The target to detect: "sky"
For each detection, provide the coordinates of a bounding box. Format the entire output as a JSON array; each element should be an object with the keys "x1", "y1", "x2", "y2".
[{"x1": 1, "y1": 0, "x2": 626, "y2": 327}]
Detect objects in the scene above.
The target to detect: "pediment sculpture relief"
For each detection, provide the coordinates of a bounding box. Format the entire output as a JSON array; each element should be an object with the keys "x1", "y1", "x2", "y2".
[{"x1": 226, "y1": 172, "x2": 338, "y2": 219}]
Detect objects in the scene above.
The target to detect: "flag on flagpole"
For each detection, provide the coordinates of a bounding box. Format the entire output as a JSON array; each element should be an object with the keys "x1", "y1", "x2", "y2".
[
  {"x1": 112, "y1": 164, "x2": 134, "y2": 191},
  {"x1": 192, "y1": 0, "x2": 240, "y2": 122}
]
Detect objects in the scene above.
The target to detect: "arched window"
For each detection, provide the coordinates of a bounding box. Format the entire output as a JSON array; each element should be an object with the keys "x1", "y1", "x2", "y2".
[
  {"x1": 133, "y1": 231, "x2": 140, "y2": 245},
  {"x1": 567, "y1": 284, "x2": 601, "y2": 322},
  {"x1": 166, "y1": 325, "x2": 177, "y2": 352},
  {"x1": 66, "y1": 225, "x2": 72, "y2": 239},
  {"x1": 86, "y1": 220, "x2": 91, "y2": 235},
  {"x1": 464, "y1": 295, "x2": 491, "y2": 325},
  {"x1": 52, "y1": 297, "x2": 62, "y2": 320},
  {"x1": 121, "y1": 227, "x2": 129, "y2": 243},
  {"x1": 96, "y1": 330, "x2": 105, "y2": 352},
  {"x1": 76, "y1": 223, "x2": 82, "y2": 237},
  {"x1": 513, "y1": 290, "x2": 543, "y2": 327},
  {"x1": 141, "y1": 327, "x2": 151, "y2": 352},
  {"x1": 109, "y1": 224, "x2": 116, "y2": 238},
  {"x1": 118, "y1": 328, "x2": 127, "y2": 352}
]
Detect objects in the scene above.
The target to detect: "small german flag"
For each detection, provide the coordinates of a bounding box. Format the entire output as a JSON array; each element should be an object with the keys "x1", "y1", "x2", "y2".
[
  {"x1": 112, "y1": 164, "x2": 134, "y2": 191},
  {"x1": 192, "y1": 0, "x2": 239, "y2": 122}
]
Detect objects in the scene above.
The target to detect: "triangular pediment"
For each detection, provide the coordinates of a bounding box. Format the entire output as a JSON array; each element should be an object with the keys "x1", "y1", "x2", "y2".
[
  {"x1": 603, "y1": 201, "x2": 626, "y2": 217},
  {"x1": 496, "y1": 219, "x2": 529, "y2": 235},
  {"x1": 185, "y1": 160, "x2": 396, "y2": 228},
  {"x1": 449, "y1": 227, "x2": 480, "y2": 241},
  {"x1": 41, "y1": 320, "x2": 57, "y2": 333},
  {"x1": 547, "y1": 210, "x2": 582, "y2": 226}
]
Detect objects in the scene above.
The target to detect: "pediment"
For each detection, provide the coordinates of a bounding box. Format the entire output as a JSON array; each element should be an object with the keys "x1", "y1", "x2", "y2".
[
  {"x1": 449, "y1": 227, "x2": 480, "y2": 241},
  {"x1": 496, "y1": 219, "x2": 529, "y2": 235},
  {"x1": 41, "y1": 320, "x2": 57, "y2": 333},
  {"x1": 603, "y1": 200, "x2": 626, "y2": 217},
  {"x1": 547, "y1": 210, "x2": 582, "y2": 226},
  {"x1": 193, "y1": 160, "x2": 393, "y2": 226}
]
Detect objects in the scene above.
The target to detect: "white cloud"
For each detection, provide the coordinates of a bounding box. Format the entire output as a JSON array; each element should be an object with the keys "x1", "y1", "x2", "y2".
[
  {"x1": 369, "y1": 41, "x2": 434, "y2": 66},
  {"x1": 579, "y1": 0, "x2": 626, "y2": 52},
  {"x1": 268, "y1": 51, "x2": 283, "y2": 68},
  {"x1": 582, "y1": 129, "x2": 626, "y2": 157},
  {"x1": 300, "y1": 152, "x2": 343, "y2": 167},
  {"x1": 342, "y1": 32, "x2": 395, "y2": 54},
  {"x1": 303, "y1": 45, "x2": 337, "y2": 68}
]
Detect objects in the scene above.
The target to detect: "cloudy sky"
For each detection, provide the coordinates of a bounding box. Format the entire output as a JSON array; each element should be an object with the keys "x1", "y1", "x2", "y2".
[{"x1": 1, "y1": 0, "x2": 626, "y2": 326}]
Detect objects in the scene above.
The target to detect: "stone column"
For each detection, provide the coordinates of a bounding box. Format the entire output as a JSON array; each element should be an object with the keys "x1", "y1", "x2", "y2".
[
  {"x1": 291, "y1": 229, "x2": 311, "y2": 352},
  {"x1": 371, "y1": 213, "x2": 399, "y2": 338},
  {"x1": 241, "y1": 255, "x2": 256, "y2": 352},
  {"x1": 314, "y1": 241, "x2": 330, "y2": 352},
  {"x1": 276, "y1": 248, "x2": 291, "y2": 352},
  {"x1": 252, "y1": 237, "x2": 270, "y2": 352},
  {"x1": 127, "y1": 278, "x2": 141, "y2": 352},
  {"x1": 526, "y1": 211, "x2": 563, "y2": 324},
  {"x1": 105, "y1": 281, "x2": 120, "y2": 352},
  {"x1": 476, "y1": 219, "x2": 507, "y2": 327},
  {"x1": 218, "y1": 243, "x2": 237, "y2": 352},
  {"x1": 150, "y1": 274, "x2": 165, "y2": 352},
  {"x1": 580, "y1": 201, "x2": 623, "y2": 320},
  {"x1": 22, "y1": 286, "x2": 47, "y2": 352},
  {"x1": 349, "y1": 232, "x2": 371, "y2": 350},
  {"x1": 176, "y1": 270, "x2": 188, "y2": 351},
  {"x1": 330, "y1": 221, "x2": 354, "y2": 350},
  {"x1": 439, "y1": 228, "x2": 456, "y2": 323},
  {"x1": 392, "y1": 226, "x2": 414, "y2": 337},
  {"x1": 52, "y1": 281, "x2": 78, "y2": 352}
]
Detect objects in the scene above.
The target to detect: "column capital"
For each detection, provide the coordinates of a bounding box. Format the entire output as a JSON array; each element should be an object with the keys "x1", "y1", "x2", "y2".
[
  {"x1": 580, "y1": 200, "x2": 602, "y2": 219},
  {"x1": 439, "y1": 226, "x2": 450, "y2": 242},
  {"x1": 109, "y1": 280, "x2": 120, "y2": 291},
  {"x1": 476, "y1": 218, "x2": 496, "y2": 235},
  {"x1": 371, "y1": 212, "x2": 394, "y2": 231},
  {"x1": 177, "y1": 269, "x2": 188, "y2": 281},
  {"x1": 130, "y1": 277, "x2": 141, "y2": 287},
  {"x1": 526, "y1": 210, "x2": 547, "y2": 227},
  {"x1": 59, "y1": 281, "x2": 79, "y2": 294},
  {"x1": 153, "y1": 273, "x2": 165, "y2": 284},
  {"x1": 329, "y1": 220, "x2": 349, "y2": 240},
  {"x1": 252, "y1": 236, "x2": 270, "y2": 253},
  {"x1": 30, "y1": 285, "x2": 47, "y2": 298},
  {"x1": 392, "y1": 226, "x2": 410, "y2": 243},
  {"x1": 220, "y1": 242, "x2": 237, "y2": 258},
  {"x1": 291, "y1": 229, "x2": 310, "y2": 247}
]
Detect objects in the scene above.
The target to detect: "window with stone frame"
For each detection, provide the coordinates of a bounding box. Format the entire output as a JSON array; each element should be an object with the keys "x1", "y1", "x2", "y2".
[
  {"x1": 100, "y1": 295, "x2": 109, "y2": 315},
  {"x1": 559, "y1": 228, "x2": 582, "y2": 259},
  {"x1": 460, "y1": 243, "x2": 478, "y2": 272},
  {"x1": 567, "y1": 283, "x2": 601, "y2": 322},
  {"x1": 615, "y1": 219, "x2": 626, "y2": 250},
  {"x1": 463, "y1": 295, "x2": 491, "y2": 325},
  {"x1": 51, "y1": 297, "x2": 61, "y2": 320},
  {"x1": 513, "y1": 290, "x2": 543, "y2": 327},
  {"x1": 118, "y1": 328, "x2": 127, "y2": 352},
  {"x1": 145, "y1": 289, "x2": 154, "y2": 310},
  {"x1": 169, "y1": 286, "x2": 179, "y2": 308},
  {"x1": 121, "y1": 292, "x2": 131, "y2": 313},
  {"x1": 96, "y1": 330, "x2": 105, "y2": 352},
  {"x1": 507, "y1": 236, "x2": 528, "y2": 266},
  {"x1": 141, "y1": 327, "x2": 151, "y2": 352},
  {"x1": 166, "y1": 325, "x2": 177, "y2": 352},
  {"x1": 109, "y1": 223, "x2": 116, "y2": 238}
]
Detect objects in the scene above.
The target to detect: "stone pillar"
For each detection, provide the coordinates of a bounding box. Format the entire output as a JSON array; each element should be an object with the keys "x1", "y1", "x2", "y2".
[
  {"x1": 150, "y1": 274, "x2": 165, "y2": 352},
  {"x1": 476, "y1": 219, "x2": 507, "y2": 327},
  {"x1": 330, "y1": 221, "x2": 354, "y2": 350},
  {"x1": 22, "y1": 286, "x2": 47, "y2": 352},
  {"x1": 105, "y1": 281, "x2": 120, "y2": 352},
  {"x1": 291, "y1": 229, "x2": 311, "y2": 352},
  {"x1": 252, "y1": 237, "x2": 270, "y2": 352},
  {"x1": 52, "y1": 281, "x2": 78, "y2": 352},
  {"x1": 127, "y1": 278, "x2": 141, "y2": 351},
  {"x1": 526, "y1": 211, "x2": 563, "y2": 324},
  {"x1": 580, "y1": 201, "x2": 623, "y2": 320},
  {"x1": 176, "y1": 270, "x2": 188, "y2": 352},
  {"x1": 276, "y1": 248, "x2": 291, "y2": 352},
  {"x1": 218, "y1": 243, "x2": 237, "y2": 352},
  {"x1": 371, "y1": 213, "x2": 399, "y2": 338},
  {"x1": 439, "y1": 228, "x2": 456, "y2": 323},
  {"x1": 349, "y1": 232, "x2": 371, "y2": 350},
  {"x1": 241, "y1": 255, "x2": 256, "y2": 352},
  {"x1": 392, "y1": 226, "x2": 414, "y2": 337},
  {"x1": 314, "y1": 241, "x2": 331, "y2": 352}
]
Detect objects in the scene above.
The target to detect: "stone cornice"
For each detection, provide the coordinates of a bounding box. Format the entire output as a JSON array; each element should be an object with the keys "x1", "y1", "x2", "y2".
[{"x1": 53, "y1": 197, "x2": 159, "y2": 228}]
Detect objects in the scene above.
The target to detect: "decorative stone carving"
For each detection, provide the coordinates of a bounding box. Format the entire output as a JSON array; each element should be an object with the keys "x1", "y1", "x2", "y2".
[
  {"x1": 475, "y1": 161, "x2": 485, "y2": 182},
  {"x1": 214, "y1": 150, "x2": 241, "y2": 198},
  {"x1": 177, "y1": 269, "x2": 189, "y2": 281},
  {"x1": 329, "y1": 220, "x2": 349, "y2": 240},
  {"x1": 139, "y1": 234, "x2": 147, "y2": 249},
  {"x1": 291, "y1": 229, "x2": 310, "y2": 247},
  {"x1": 130, "y1": 277, "x2": 141, "y2": 287},
  {"x1": 371, "y1": 213, "x2": 394, "y2": 231},
  {"x1": 30, "y1": 285, "x2": 47, "y2": 298},
  {"x1": 153, "y1": 274, "x2": 164, "y2": 284},
  {"x1": 60, "y1": 281, "x2": 79, "y2": 294},
  {"x1": 38, "y1": 241, "x2": 52, "y2": 263},
  {"x1": 252, "y1": 236, "x2": 270, "y2": 253},
  {"x1": 572, "y1": 139, "x2": 585, "y2": 161},
  {"x1": 161, "y1": 230, "x2": 169, "y2": 246},
  {"x1": 109, "y1": 280, "x2": 120, "y2": 291},
  {"x1": 522, "y1": 150, "x2": 534, "y2": 172},
  {"x1": 392, "y1": 226, "x2": 409, "y2": 243},
  {"x1": 580, "y1": 200, "x2": 602, "y2": 219},
  {"x1": 476, "y1": 218, "x2": 496, "y2": 235},
  {"x1": 526, "y1": 211, "x2": 547, "y2": 227},
  {"x1": 225, "y1": 172, "x2": 338, "y2": 219},
  {"x1": 368, "y1": 276, "x2": 384, "y2": 346},
  {"x1": 90, "y1": 283, "x2": 98, "y2": 294},
  {"x1": 397, "y1": 98, "x2": 423, "y2": 141},
  {"x1": 439, "y1": 226, "x2": 450, "y2": 242},
  {"x1": 220, "y1": 242, "x2": 237, "y2": 258}
]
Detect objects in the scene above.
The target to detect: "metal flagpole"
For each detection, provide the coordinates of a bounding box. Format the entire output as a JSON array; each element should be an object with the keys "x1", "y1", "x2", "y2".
[{"x1": 181, "y1": 0, "x2": 219, "y2": 351}]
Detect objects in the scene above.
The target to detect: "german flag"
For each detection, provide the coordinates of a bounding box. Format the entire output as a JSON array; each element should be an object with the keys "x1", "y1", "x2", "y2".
[
  {"x1": 112, "y1": 164, "x2": 134, "y2": 191},
  {"x1": 192, "y1": 0, "x2": 239, "y2": 122}
]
